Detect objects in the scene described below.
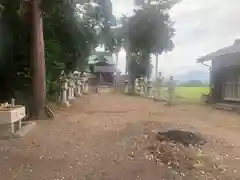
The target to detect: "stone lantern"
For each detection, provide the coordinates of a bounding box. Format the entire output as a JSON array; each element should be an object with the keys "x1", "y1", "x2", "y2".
[
  {"x1": 68, "y1": 73, "x2": 75, "y2": 100},
  {"x1": 73, "y1": 71, "x2": 82, "y2": 97},
  {"x1": 80, "y1": 73, "x2": 88, "y2": 94},
  {"x1": 75, "y1": 78, "x2": 82, "y2": 97},
  {"x1": 60, "y1": 77, "x2": 70, "y2": 107}
]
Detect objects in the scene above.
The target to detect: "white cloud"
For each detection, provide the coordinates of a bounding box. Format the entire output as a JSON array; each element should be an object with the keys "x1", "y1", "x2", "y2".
[
  {"x1": 159, "y1": 0, "x2": 240, "y2": 75},
  {"x1": 112, "y1": 0, "x2": 134, "y2": 17},
  {"x1": 112, "y1": 0, "x2": 240, "y2": 76}
]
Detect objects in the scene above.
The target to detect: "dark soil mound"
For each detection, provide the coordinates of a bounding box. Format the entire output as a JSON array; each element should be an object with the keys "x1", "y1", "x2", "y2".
[{"x1": 157, "y1": 130, "x2": 205, "y2": 147}]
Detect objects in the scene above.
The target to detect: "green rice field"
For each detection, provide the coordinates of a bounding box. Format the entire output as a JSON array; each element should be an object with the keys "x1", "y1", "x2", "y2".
[{"x1": 159, "y1": 86, "x2": 210, "y2": 103}]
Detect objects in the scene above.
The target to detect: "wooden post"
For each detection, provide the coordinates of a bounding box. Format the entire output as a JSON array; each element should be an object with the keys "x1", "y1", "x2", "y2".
[
  {"x1": 31, "y1": 0, "x2": 46, "y2": 119},
  {"x1": 155, "y1": 54, "x2": 158, "y2": 78},
  {"x1": 100, "y1": 72, "x2": 102, "y2": 85},
  {"x1": 125, "y1": 51, "x2": 130, "y2": 75},
  {"x1": 124, "y1": 80, "x2": 128, "y2": 94},
  {"x1": 116, "y1": 52, "x2": 119, "y2": 67}
]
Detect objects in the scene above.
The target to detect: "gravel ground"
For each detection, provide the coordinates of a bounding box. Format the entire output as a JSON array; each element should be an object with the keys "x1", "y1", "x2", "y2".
[{"x1": 1, "y1": 94, "x2": 240, "y2": 180}]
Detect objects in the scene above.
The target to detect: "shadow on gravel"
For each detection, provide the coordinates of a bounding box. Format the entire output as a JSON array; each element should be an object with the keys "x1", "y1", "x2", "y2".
[
  {"x1": 0, "y1": 134, "x2": 19, "y2": 140},
  {"x1": 84, "y1": 110, "x2": 133, "y2": 115},
  {"x1": 156, "y1": 130, "x2": 206, "y2": 147}
]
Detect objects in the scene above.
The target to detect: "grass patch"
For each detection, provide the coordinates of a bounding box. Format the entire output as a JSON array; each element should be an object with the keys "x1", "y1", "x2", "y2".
[
  {"x1": 175, "y1": 86, "x2": 209, "y2": 103},
  {"x1": 159, "y1": 86, "x2": 209, "y2": 103}
]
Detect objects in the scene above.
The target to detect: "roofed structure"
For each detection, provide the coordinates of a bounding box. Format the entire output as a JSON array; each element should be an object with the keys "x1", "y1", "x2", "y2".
[
  {"x1": 88, "y1": 51, "x2": 115, "y2": 65},
  {"x1": 88, "y1": 50, "x2": 116, "y2": 85},
  {"x1": 196, "y1": 39, "x2": 240, "y2": 104},
  {"x1": 197, "y1": 39, "x2": 240, "y2": 63}
]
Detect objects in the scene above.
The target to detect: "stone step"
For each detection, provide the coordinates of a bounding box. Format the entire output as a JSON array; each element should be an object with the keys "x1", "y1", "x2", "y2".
[
  {"x1": 0, "y1": 121, "x2": 36, "y2": 139},
  {"x1": 215, "y1": 103, "x2": 240, "y2": 111}
]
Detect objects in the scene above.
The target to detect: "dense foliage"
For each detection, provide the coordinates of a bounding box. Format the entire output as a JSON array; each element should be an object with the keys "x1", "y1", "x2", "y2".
[
  {"x1": 0, "y1": 0, "x2": 178, "y2": 99},
  {"x1": 0, "y1": 0, "x2": 115, "y2": 100},
  {"x1": 114, "y1": 0, "x2": 177, "y2": 92}
]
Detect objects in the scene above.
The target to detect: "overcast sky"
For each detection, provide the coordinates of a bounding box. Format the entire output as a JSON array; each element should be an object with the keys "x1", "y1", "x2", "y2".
[{"x1": 111, "y1": 0, "x2": 240, "y2": 75}]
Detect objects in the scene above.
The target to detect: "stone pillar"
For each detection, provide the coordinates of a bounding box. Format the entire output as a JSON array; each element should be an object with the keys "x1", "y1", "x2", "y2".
[
  {"x1": 62, "y1": 83, "x2": 67, "y2": 101},
  {"x1": 80, "y1": 81, "x2": 84, "y2": 94},
  {"x1": 96, "y1": 84, "x2": 100, "y2": 94},
  {"x1": 60, "y1": 79, "x2": 70, "y2": 107},
  {"x1": 75, "y1": 79, "x2": 82, "y2": 97},
  {"x1": 135, "y1": 78, "x2": 140, "y2": 93},
  {"x1": 147, "y1": 80, "x2": 152, "y2": 97},
  {"x1": 99, "y1": 72, "x2": 102, "y2": 85},
  {"x1": 59, "y1": 70, "x2": 65, "y2": 101},
  {"x1": 73, "y1": 71, "x2": 79, "y2": 96},
  {"x1": 144, "y1": 77, "x2": 148, "y2": 95},
  {"x1": 84, "y1": 78, "x2": 89, "y2": 94},
  {"x1": 139, "y1": 77, "x2": 145, "y2": 96},
  {"x1": 124, "y1": 80, "x2": 128, "y2": 94},
  {"x1": 68, "y1": 78, "x2": 75, "y2": 100},
  {"x1": 80, "y1": 76, "x2": 85, "y2": 94},
  {"x1": 71, "y1": 79, "x2": 76, "y2": 98}
]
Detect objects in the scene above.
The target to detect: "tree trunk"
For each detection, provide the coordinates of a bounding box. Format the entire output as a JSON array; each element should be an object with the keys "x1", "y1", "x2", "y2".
[
  {"x1": 155, "y1": 53, "x2": 158, "y2": 78},
  {"x1": 126, "y1": 50, "x2": 135, "y2": 93},
  {"x1": 31, "y1": 0, "x2": 46, "y2": 119}
]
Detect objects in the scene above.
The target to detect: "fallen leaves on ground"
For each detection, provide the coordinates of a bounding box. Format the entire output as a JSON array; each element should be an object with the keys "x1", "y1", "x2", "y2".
[{"x1": 145, "y1": 132, "x2": 223, "y2": 177}]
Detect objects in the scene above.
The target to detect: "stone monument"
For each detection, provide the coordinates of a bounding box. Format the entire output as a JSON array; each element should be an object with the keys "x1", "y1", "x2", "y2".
[{"x1": 60, "y1": 71, "x2": 70, "y2": 107}]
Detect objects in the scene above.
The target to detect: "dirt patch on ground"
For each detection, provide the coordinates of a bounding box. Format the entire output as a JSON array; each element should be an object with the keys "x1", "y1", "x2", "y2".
[{"x1": 156, "y1": 130, "x2": 205, "y2": 147}]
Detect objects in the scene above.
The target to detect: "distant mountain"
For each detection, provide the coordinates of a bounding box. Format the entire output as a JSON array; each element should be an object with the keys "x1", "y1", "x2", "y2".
[{"x1": 174, "y1": 69, "x2": 210, "y2": 84}]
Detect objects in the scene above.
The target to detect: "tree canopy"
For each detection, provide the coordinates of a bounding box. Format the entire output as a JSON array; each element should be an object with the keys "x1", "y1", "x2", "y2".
[
  {"x1": 0, "y1": 0, "x2": 178, "y2": 103},
  {"x1": 113, "y1": 0, "x2": 177, "y2": 91},
  {"x1": 0, "y1": 0, "x2": 115, "y2": 101}
]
